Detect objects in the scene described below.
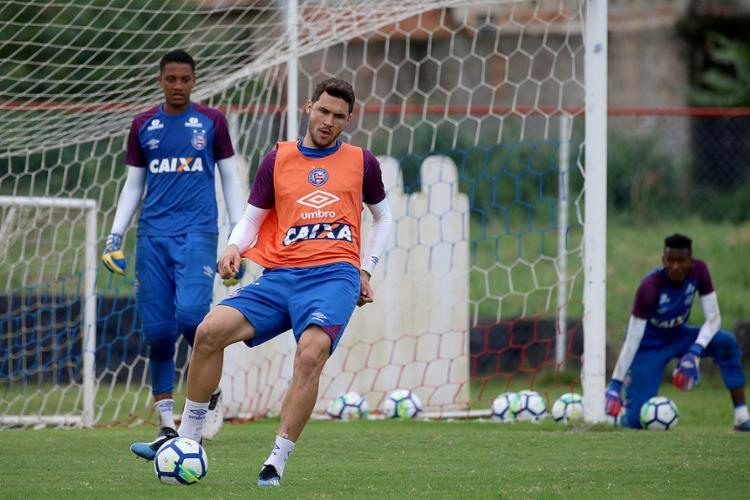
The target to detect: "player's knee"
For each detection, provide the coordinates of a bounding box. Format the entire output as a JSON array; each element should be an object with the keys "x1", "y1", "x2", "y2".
[
  {"x1": 176, "y1": 306, "x2": 208, "y2": 336},
  {"x1": 193, "y1": 318, "x2": 227, "y2": 355},
  {"x1": 143, "y1": 321, "x2": 177, "y2": 361},
  {"x1": 294, "y1": 345, "x2": 327, "y2": 378},
  {"x1": 712, "y1": 330, "x2": 740, "y2": 361}
]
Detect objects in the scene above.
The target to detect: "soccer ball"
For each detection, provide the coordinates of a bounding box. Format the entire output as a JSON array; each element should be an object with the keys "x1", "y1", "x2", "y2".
[
  {"x1": 491, "y1": 392, "x2": 519, "y2": 422},
  {"x1": 551, "y1": 392, "x2": 584, "y2": 423},
  {"x1": 325, "y1": 391, "x2": 369, "y2": 420},
  {"x1": 640, "y1": 396, "x2": 679, "y2": 430},
  {"x1": 383, "y1": 389, "x2": 422, "y2": 418},
  {"x1": 512, "y1": 389, "x2": 547, "y2": 422},
  {"x1": 154, "y1": 437, "x2": 207, "y2": 485}
]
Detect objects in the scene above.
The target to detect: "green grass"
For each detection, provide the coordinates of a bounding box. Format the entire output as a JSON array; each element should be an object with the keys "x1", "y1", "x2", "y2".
[
  {"x1": 2, "y1": 378, "x2": 748, "y2": 498},
  {"x1": 2, "y1": 412, "x2": 748, "y2": 498}
]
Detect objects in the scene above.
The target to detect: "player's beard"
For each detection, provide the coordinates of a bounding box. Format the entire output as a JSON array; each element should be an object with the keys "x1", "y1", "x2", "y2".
[{"x1": 311, "y1": 127, "x2": 336, "y2": 148}]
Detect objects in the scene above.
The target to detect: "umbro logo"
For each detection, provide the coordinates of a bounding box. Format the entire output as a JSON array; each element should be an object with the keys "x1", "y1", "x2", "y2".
[
  {"x1": 185, "y1": 117, "x2": 203, "y2": 128},
  {"x1": 147, "y1": 119, "x2": 163, "y2": 131},
  {"x1": 297, "y1": 190, "x2": 340, "y2": 209}
]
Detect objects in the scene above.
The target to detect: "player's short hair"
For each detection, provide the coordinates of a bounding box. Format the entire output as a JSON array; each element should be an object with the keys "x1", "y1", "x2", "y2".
[
  {"x1": 312, "y1": 78, "x2": 355, "y2": 114},
  {"x1": 664, "y1": 233, "x2": 692, "y2": 253},
  {"x1": 160, "y1": 50, "x2": 195, "y2": 73}
]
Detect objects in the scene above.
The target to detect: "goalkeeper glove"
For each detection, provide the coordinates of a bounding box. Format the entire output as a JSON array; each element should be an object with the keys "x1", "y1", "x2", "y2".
[
  {"x1": 220, "y1": 258, "x2": 247, "y2": 286},
  {"x1": 673, "y1": 344, "x2": 702, "y2": 391},
  {"x1": 605, "y1": 379, "x2": 623, "y2": 417},
  {"x1": 102, "y1": 233, "x2": 127, "y2": 276}
]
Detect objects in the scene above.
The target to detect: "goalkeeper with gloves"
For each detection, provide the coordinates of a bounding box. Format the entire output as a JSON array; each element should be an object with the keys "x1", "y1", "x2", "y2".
[
  {"x1": 102, "y1": 50, "x2": 246, "y2": 455},
  {"x1": 605, "y1": 233, "x2": 749, "y2": 431}
]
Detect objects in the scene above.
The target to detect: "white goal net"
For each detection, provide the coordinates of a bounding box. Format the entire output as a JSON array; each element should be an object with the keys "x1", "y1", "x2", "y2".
[{"x1": 0, "y1": 0, "x2": 607, "y2": 427}]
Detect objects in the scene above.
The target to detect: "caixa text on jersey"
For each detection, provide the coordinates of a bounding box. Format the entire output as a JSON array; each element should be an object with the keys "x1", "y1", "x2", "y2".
[{"x1": 283, "y1": 223, "x2": 352, "y2": 246}]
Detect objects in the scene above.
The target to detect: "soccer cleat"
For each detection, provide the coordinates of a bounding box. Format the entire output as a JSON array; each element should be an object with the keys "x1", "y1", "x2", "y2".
[
  {"x1": 734, "y1": 420, "x2": 750, "y2": 432},
  {"x1": 257, "y1": 464, "x2": 281, "y2": 486},
  {"x1": 201, "y1": 389, "x2": 224, "y2": 440},
  {"x1": 130, "y1": 426, "x2": 178, "y2": 460}
]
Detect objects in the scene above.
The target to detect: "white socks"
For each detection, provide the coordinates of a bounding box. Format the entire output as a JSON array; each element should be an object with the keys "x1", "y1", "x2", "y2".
[
  {"x1": 177, "y1": 398, "x2": 210, "y2": 442},
  {"x1": 734, "y1": 404, "x2": 749, "y2": 425},
  {"x1": 155, "y1": 399, "x2": 176, "y2": 430},
  {"x1": 264, "y1": 435, "x2": 296, "y2": 477}
]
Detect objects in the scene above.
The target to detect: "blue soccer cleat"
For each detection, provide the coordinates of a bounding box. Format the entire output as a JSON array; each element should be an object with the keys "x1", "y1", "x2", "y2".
[
  {"x1": 734, "y1": 420, "x2": 750, "y2": 432},
  {"x1": 257, "y1": 464, "x2": 281, "y2": 486},
  {"x1": 130, "y1": 426, "x2": 178, "y2": 460}
]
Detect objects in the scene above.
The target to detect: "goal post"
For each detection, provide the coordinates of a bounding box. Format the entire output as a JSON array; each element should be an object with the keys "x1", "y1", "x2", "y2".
[
  {"x1": 0, "y1": 196, "x2": 98, "y2": 427},
  {"x1": 1, "y1": 0, "x2": 608, "y2": 426},
  {"x1": 582, "y1": 0, "x2": 608, "y2": 424}
]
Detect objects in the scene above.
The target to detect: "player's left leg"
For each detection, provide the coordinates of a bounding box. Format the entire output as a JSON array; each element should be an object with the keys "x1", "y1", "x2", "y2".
[
  {"x1": 258, "y1": 325, "x2": 332, "y2": 487},
  {"x1": 702, "y1": 329, "x2": 749, "y2": 430},
  {"x1": 623, "y1": 345, "x2": 674, "y2": 429},
  {"x1": 131, "y1": 235, "x2": 180, "y2": 459},
  {"x1": 258, "y1": 263, "x2": 359, "y2": 486},
  {"x1": 174, "y1": 232, "x2": 224, "y2": 439}
]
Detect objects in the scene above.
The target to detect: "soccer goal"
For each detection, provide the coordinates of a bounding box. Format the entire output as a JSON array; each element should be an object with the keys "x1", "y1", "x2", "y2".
[
  {"x1": 1, "y1": 0, "x2": 607, "y2": 427},
  {"x1": 0, "y1": 196, "x2": 98, "y2": 427}
]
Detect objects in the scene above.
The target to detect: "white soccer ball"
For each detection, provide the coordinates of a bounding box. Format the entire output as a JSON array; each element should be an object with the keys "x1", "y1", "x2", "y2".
[
  {"x1": 551, "y1": 392, "x2": 584, "y2": 423},
  {"x1": 512, "y1": 389, "x2": 547, "y2": 422},
  {"x1": 325, "y1": 391, "x2": 369, "y2": 420},
  {"x1": 383, "y1": 389, "x2": 423, "y2": 418},
  {"x1": 640, "y1": 396, "x2": 679, "y2": 430},
  {"x1": 154, "y1": 437, "x2": 207, "y2": 485},
  {"x1": 491, "y1": 392, "x2": 519, "y2": 422}
]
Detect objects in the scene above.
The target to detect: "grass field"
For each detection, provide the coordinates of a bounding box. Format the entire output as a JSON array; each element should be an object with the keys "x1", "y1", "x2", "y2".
[{"x1": 2, "y1": 380, "x2": 749, "y2": 498}]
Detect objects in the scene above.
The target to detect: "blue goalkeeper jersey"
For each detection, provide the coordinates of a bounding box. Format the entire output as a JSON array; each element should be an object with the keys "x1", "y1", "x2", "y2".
[
  {"x1": 125, "y1": 102, "x2": 235, "y2": 236},
  {"x1": 631, "y1": 258, "x2": 714, "y2": 347}
]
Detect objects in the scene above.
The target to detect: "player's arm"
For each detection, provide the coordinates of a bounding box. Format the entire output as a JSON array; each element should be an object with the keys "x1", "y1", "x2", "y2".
[
  {"x1": 358, "y1": 199, "x2": 393, "y2": 306},
  {"x1": 218, "y1": 149, "x2": 275, "y2": 285},
  {"x1": 217, "y1": 203, "x2": 270, "y2": 284},
  {"x1": 672, "y1": 291, "x2": 721, "y2": 391},
  {"x1": 102, "y1": 165, "x2": 146, "y2": 275},
  {"x1": 695, "y1": 291, "x2": 721, "y2": 350},
  {"x1": 216, "y1": 156, "x2": 245, "y2": 228},
  {"x1": 605, "y1": 315, "x2": 647, "y2": 416}
]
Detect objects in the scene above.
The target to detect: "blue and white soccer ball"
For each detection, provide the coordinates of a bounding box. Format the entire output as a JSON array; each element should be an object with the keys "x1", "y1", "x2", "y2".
[
  {"x1": 512, "y1": 389, "x2": 547, "y2": 422},
  {"x1": 551, "y1": 392, "x2": 584, "y2": 423},
  {"x1": 154, "y1": 437, "x2": 208, "y2": 485},
  {"x1": 491, "y1": 392, "x2": 519, "y2": 422},
  {"x1": 640, "y1": 396, "x2": 679, "y2": 430},
  {"x1": 383, "y1": 389, "x2": 423, "y2": 418},
  {"x1": 325, "y1": 391, "x2": 369, "y2": 420}
]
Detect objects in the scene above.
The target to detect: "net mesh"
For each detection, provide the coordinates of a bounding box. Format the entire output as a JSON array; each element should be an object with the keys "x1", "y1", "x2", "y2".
[{"x1": 1, "y1": 0, "x2": 590, "y2": 426}]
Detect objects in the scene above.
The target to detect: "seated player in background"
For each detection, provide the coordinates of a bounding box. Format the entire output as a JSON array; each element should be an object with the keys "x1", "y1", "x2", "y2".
[{"x1": 604, "y1": 233, "x2": 750, "y2": 431}]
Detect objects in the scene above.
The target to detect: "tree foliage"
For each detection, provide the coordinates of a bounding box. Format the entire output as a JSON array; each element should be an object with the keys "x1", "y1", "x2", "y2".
[{"x1": 688, "y1": 32, "x2": 750, "y2": 106}]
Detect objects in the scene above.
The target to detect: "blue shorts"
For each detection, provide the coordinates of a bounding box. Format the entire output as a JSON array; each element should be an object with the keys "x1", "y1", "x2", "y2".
[
  {"x1": 220, "y1": 262, "x2": 360, "y2": 352},
  {"x1": 135, "y1": 232, "x2": 217, "y2": 337}
]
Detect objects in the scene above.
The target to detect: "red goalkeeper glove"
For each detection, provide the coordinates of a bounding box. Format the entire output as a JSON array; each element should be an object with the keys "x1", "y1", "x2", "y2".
[
  {"x1": 605, "y1": 379, "x2": 623, "y2": 417},
  {"x1": 673, "y1": 344, "x2": 702, "y2": 391}
]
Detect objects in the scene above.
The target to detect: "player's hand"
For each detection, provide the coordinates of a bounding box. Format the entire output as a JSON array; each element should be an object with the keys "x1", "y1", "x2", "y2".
[
  {"x1": 102, "y1": 233, "x2": 127, "y2": 275},
  {"x1": 217, "y1": 245, "x2": 244, "y2": 286},
  {"x1": 221, "y1": 258, "x2": 247, "y2": 286},
  {"x1": 604, "y1": 379, "x2": 623, "y2": 417},
  {"x1": 357, "y1": 269, "x2": 373, "y2": 307},
  {"x1": 673, "y1": 345, "x2": 702, "y2": 391}
]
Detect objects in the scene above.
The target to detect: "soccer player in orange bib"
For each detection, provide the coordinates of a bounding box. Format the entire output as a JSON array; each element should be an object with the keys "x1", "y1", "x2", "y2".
[{"x1": 175, "y1": 78, "x2": 393, "y2": 486}]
